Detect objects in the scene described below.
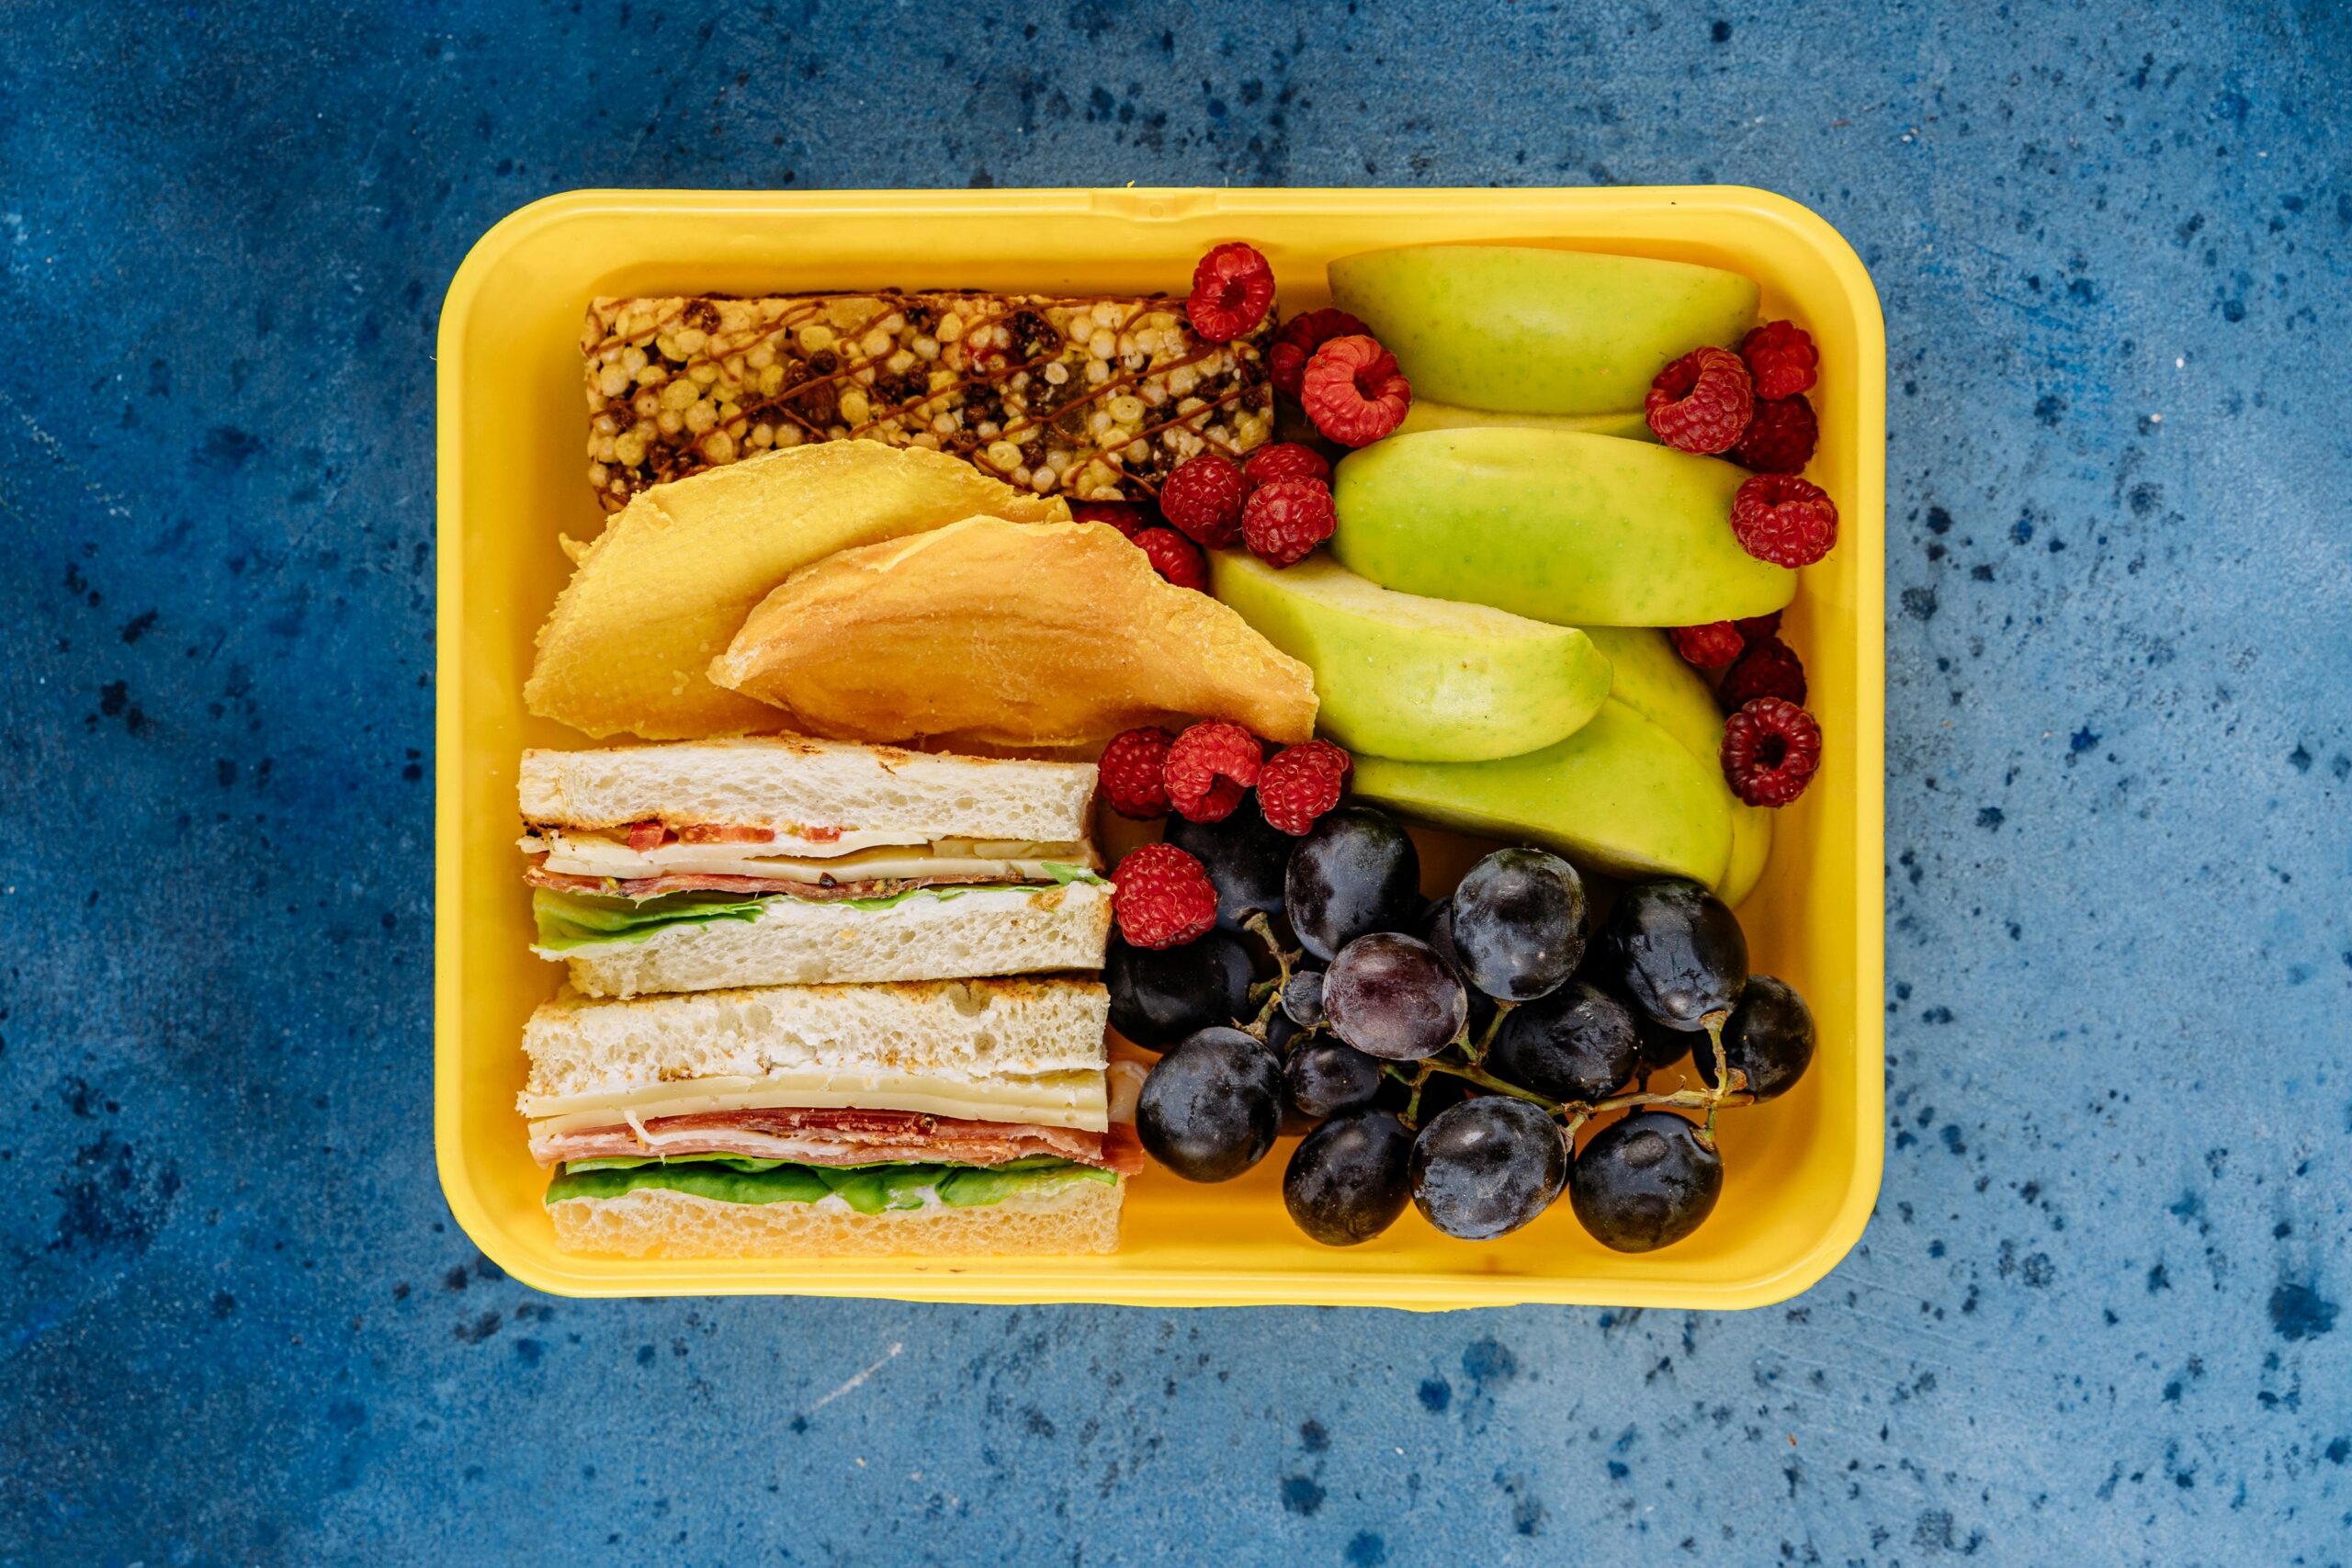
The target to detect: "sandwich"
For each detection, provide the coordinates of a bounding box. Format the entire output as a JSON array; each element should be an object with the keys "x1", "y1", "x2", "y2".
[
  {"x1": 520, "y1": 735, "x2": 1113, "y2": 998},
  {"x1": 523, "y1": 976, "x2": 1140, "y2": 1257}
]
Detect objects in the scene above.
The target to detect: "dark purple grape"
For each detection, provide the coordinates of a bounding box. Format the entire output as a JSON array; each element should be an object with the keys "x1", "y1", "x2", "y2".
[
  {"x1": 1633, "y1": 1010, "x2": 1691, "y2": 1074},
  {"x1": 1105, "y1": 930, "x2": 1254, "y2": 1049},
  {"x1": 1167, "y1": 803, "x2": 1292, "y2": 931},
  {"x1": 1285, "y1": 1036, "x2": 1386, "y2": 1119},
  {"x1": 1136, "y1": 1027, "x2": 1284, "y2": 1181},
  {"x1": 1408, "y1": 1096, "x2": 1566, "y2": 1239},
  {"x1": 1690, "y1": 975, "x2": 1815, "y2": 1101},
  {"x1": 1284, "y1": 1111, "x2": 1416, "y2": 1246},
  {"x1": 1487, "y1": 980, "x2": 1639, "y2": 1102},
  {"x1": 1589, "y1": 878, "x2": 1748, "y2": 1032},
  {"x1": 1284, "y1": 806, "x2": 1420, "y2": 962},
  {"x1": 1415, "y1": 899, "x2": 1497, "y2": 1041},
  {"x1": 1568, "y1": 1111, "x2": 1723, "y2": 1251},
  {"x1": 1449, "y1": 848, "x2": 1588, "y2": 1001},
  {"x1": 1323, "y1": 932, "x2": 1468, "y2": 1061},
  {"x1": 1282, "y1": 968, "x2": 1327, "y2": 1027}
]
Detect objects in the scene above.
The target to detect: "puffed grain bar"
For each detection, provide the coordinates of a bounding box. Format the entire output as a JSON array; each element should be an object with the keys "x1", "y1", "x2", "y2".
[{"x1": 582, "y1": 293, "x2": 1277, "y2": 512}]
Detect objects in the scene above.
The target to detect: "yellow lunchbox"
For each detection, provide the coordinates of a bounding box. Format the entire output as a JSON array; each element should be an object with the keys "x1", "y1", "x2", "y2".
[{"x1": 435, "y1": 186, "x2": 1885, "y2": 1309}]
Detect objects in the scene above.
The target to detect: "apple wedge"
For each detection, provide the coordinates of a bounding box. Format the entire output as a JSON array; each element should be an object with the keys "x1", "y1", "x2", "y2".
[{"x1": 1211, "y1": 551, "x2": 1612, "y2": 762}]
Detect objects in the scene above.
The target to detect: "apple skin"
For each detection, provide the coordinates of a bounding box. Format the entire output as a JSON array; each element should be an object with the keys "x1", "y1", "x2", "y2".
[
  {"x1": 1328, "y1": 244, "x2": 1758, "y2": 415},
  {"x1": 1582, "y1": 626, "x2": 1774, "y2": 906},
  {"x1": 1396, "y1": 400, "x2": 1657, "y2": 444},
  {"x1": 1210, "y1": 550, "x2": 1612, "y2": 762},
  {"x1": 1350, "y1": 700, "x2": 1734, "y2": 887},
  {"x1": 1332, "y1": 429, "x2": 1797, "y2": 627}
]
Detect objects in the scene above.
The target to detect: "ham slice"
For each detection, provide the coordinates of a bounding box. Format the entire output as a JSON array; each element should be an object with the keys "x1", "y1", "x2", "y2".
[
  {"x1": 524, "y1": 861, "x2": 1035, "y2": 901},
  {"x1": 534, "y1": 1106, "x2": 1146, "y2": 1176}
]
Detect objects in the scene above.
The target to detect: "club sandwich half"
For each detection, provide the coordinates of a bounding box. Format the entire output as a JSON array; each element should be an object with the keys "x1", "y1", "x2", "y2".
[
  {"x1": 524, "y1": 976, "x2": 1140, "y2": 1257},
  {"x1": 520, "y1": 736, "x2": 1112, "y2": 997}
]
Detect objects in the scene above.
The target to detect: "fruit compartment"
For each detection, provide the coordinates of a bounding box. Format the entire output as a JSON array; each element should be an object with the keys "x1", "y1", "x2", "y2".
[{"x1": 436, "y1": 186, "x2": 1885, "y2": 1309}]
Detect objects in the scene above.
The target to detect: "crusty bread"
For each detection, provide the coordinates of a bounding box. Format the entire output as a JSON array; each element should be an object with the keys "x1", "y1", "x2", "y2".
[
  {"x1": 522, "y1": 976, "x2": 1110, "y2": 1100},
  {"x1": 518, "y1": 734, "x2": 1097, "y2": 840},
  {"x1": 556, "y1": 881, "x2": 1113, "y2": 998},
  {"x1": 548, "y1": 1176, "x2": 1122, "y2": 1258}
]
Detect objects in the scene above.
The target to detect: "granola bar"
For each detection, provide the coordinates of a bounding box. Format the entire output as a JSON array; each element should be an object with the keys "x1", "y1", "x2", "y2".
[{"x1": 582, "y1": 293, "x2": 1276, "y2": 512}]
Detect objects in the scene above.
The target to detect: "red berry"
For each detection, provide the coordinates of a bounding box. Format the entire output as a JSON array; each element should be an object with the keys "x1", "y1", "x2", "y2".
[
  {"x1": 1185, "y1": 243, "x2": 1276, "y2": 343},
  {"x1": 1241, "y1": 441, "x2": 1330, "y2": 491},
  {"x1": 1719, "y1": 637, "x2": 1808, "y2": 711},
  {"x1": 1268, "y1": 308, "x2": 1370, "y2": 398},
  {"x1": 1162, "y1": 720, "x2": 1262, "y2": 823},
  {"x1": 1258, "y1": 740, "x2": 1352, "y2": 835},
  {"x1": 1111, "y1": 841, "x2": 1219, "y2": 948},
  {"x1": 1739, "y1": 320, "x2": 1819, "y2": 400},
  {"x1": 1133, "y1": 526, "x2": 1208, "y2": 590},
  {"x1": 1240, "y1": 477, "x2": 1337, "y2": 568},
  {"x1": 1156, "y1": 452, "x2": 1247, "y2": 548},
  {"x1": 1733, "y1": 609, "x2": 1783, "y2": 641},
  {"x1": 1072, "y1": 501, "x2": 1152, "y2": 537},
  {"x1": 1645, "y1": 345, "x2": 1754, "y2": 454},
  {"x1": 1720, "y1": 697, "x2": 1823, "y2": 807},
  {"x1": 1729, "y1": 394, "x2": 1818, "y2": 474},
  {"x1": 1097, "y1": 727, "x2": 1176, "y2": 818},
  {"x1": 1671, "y1": 622, "x2": 1747, "y2": 669},
  {"x1": 1730, "y1": 473, "x2": 1839, "y2": 568},
  {"x1": 1299, "y1": 334, "x2": 1412, "y2": 446}
]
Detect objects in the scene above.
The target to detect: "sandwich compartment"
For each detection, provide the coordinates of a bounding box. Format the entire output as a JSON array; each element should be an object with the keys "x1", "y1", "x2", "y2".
[{"x1": 436, "y1": 186, "x2": 1885, "y2": 1309}]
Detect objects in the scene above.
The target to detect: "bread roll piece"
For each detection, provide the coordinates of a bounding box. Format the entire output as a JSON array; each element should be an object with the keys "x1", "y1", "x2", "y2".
[
  {"x1": 552, "y1": 880, "x2": 1113, "y2": 999},
  {"x1": 548, "y1": 1174, "x2": 1122, "y2": 1258},
  {"x1": 708, "y1": 518, "x2": 1318, "y2": 749}
]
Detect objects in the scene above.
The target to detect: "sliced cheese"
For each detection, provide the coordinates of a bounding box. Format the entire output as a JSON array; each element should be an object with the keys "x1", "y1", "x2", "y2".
[
  {"x1": 521, "y1": 1068, "x2": 1109, "y2": 1134},
  {"x1": 517, "y1": 831, "x2": 1095, "y2": 885}
]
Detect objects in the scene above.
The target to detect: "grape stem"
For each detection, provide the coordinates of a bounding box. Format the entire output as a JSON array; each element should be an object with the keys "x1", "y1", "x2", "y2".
[
  {"x1": 1381, "y1": 1056, "x2": 1753, "y2": 1133},
  {"x1": 1239, "y1": 910, "x2": 1295, "y2": 1042}
]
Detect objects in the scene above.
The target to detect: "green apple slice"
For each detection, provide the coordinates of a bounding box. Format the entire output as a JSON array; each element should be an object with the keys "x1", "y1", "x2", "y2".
[
  {"x1": 1351, "y1": 701, "x2": 1734, "y2": 887},
  {"x1": 1329, "y1": 244, "x2": 1758, "y2": 415},
  {"x1": 1210, "y1": 551, "x2": 1611, "y2": 762},
  {"x1": 1332, "y1": 428, "x2": 1796, "y2": 627}
]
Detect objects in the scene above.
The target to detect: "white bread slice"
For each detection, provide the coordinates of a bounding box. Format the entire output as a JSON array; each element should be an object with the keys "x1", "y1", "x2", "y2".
[
  {"x1": 556, "y1": 880, "x2": 1111, "y2": 998},
  {"x1": 518, "y1": 734, "x2": 1097, "y2": 841},
  {"x1": 548, "y1": 1174, "x2": 1121, "y2": 1257},
  {"x1": 521, "y1": 976, "x2": 1110, "y2": 1102}
]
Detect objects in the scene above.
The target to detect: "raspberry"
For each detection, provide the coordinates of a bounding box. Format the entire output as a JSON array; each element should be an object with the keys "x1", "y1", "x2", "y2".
[
  {"x1": 1072, "y1": 501, "x2": 1151, "y2": 537},
  {"x1": 1241, "y1": 441, "x2": 1331, "y2": 491},
  {"x1": 1733, "y1": 609, "x2": 1783, "y2": 642},
  {"x1": 1112, "y1": 841, "x2": 1219, "y2": 949},
  {"x1": 1162, "y1": 720, "x2": 1262, "y2": 823},
  {"x1": 1729, "y1": 394, "x2": 1818, "y2": 474},
  {"x1": 1720, "y1": 697, "x2": 1823, "y2": 808},
  {"x1": 1133, "y1": 526, "x2": 1208, "y2": 590},
  {"x1": 1097, "y1": 727, "x2": 1176, "y2": 818},
  {"x1": 1258, "y1": 740, "x2": 1353, "y2": 835},
  {"x1": 1645, "y1": 345, "x2": 1754, "y2": 454},
  {"x1": 1730, "y1": 473, "x2": 1838, "y2": 568},
  {"x1": 1185, "y1": 243, "x2": 1276, "y2": 343},
  {"x1": 1300, "y1": 334, "x2": 1412, "y2": 447},
  {"x1": 1739, "y1": 320, "x2": 1819, "y2": 400},
  {"x1": 1240, "y1": 477, "x2": 1337, "y2": 567},
  {"x1": 1267, "y1": 308, "x2": 1370, "y2": 398},
  {"x1": 1156, "y1": 452, "x2": 1247, "y2": 548},
  {"x1": 1719, "y1": 637, "x2": 1808, "y2": 711},
  {"x1": 1670, "y1": 622, "x2": 1747, "y2": 669}
]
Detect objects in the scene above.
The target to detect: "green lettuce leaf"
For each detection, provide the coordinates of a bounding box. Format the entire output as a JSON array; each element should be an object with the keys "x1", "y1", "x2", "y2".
[
  {"x1": 532, "y1": 889, "x2": 766, "y2": 952},
  {"x1": 544, "y1": 1157, "x2": 1114, "y2": 1210},
  {"x1": 1039, "y1": 862, "x2": 1109, "y2": 886}
]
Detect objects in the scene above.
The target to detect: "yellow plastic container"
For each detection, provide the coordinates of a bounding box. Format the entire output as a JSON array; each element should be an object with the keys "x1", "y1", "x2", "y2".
[{"x1": 436, "y1": 187, "x2": 1884, "y2": 1308}]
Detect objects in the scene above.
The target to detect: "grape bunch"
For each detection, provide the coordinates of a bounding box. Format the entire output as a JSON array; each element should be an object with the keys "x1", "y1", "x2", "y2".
[{"x1": 1124, "y1": 791, "x2": 1815, "y2": 1256}]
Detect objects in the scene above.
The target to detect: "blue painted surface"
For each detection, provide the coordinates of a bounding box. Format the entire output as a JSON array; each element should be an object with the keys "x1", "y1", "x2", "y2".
[{"x1": 3, "y1": 0, "x2": 2348, "y2": 1561}]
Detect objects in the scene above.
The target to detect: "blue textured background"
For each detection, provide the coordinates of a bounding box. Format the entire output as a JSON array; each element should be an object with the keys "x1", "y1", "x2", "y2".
[{"x1": 4, "y1": 1, "x2": 2348, "y2": 1562}]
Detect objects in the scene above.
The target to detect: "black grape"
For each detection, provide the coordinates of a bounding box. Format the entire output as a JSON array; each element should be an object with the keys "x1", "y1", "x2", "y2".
[
  {"x1": 1167, "y1": 803, "x2": 1293, "y2": 932},
  {"x1": 1487, "y1": 980, "x2": 1639, "y2": 1102},
  {"x1": 1136, "y1": 1027, "x2": 1284, "y2": 1181},
  {"x1": 1284, "y1": 806, "x2": 1420, "y2": 961},
  {"x1": 1408, "y1": 1096, "x2": 1567, "y2": 1240},
  {"x1": 1283, "y1": 1111, "x2": 1416, "y2": 1247},
  {"x1": 1323, "y1": 932, "x2": 1468, "y2": 1061},
  {"x1": 1105, "y1": 930, "x2": 1254, "y2": 1048},
  {"x1": 1448, "y1": 848, "x2": 1588, "y2": 1001},
  {"x1": 1690, "y1": 975, "x2": 1815, "y2": 1101},
  {"x1": 1568, "y1": 1111, "x2": 1724, "y2": 1252},
  {"x1": 1589, "y1": 878, "x2": 1748, "y2": 1032},
  {"x1": 1285, "y1": 1036, "x2": 1387, "y2": 1120}
]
